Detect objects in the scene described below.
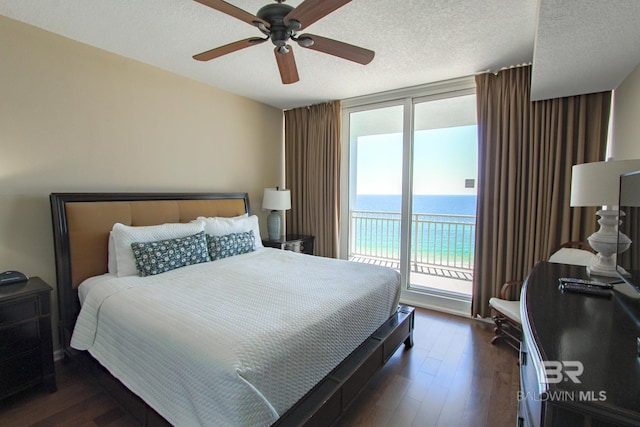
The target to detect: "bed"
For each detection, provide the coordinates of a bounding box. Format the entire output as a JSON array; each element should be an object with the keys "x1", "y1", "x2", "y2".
[{"x1": 50, "y1": 192, "x2": 414, "y2": 427}]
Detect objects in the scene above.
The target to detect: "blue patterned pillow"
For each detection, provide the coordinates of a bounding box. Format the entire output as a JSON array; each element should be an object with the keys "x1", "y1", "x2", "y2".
[
  {"x1": 131, "y1": 231, "x2": 210, "y2": 277},
  {"x1": 207, "y1": 230, "x2": 255, "y2": 260}
]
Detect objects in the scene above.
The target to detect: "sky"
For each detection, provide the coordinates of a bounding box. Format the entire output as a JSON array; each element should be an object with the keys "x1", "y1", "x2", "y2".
[{"x1": 355, "y1": 125, "x2": 478, "y2": 195}]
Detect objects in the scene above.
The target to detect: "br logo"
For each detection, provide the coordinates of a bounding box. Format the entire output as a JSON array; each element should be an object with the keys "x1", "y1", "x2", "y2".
[{"x1": 542, "y1": 361, "x2": 584, "y2": 384}]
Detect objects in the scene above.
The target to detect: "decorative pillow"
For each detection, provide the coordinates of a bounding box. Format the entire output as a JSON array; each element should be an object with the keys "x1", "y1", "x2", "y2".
[
  {"x1": 207, "y1": 231, "x2": 255, "y2": 260},
  {"x1": 196, "y1": 215, "x2": 263, "y2": 249},
  {"x1": 131, "y1": 231, "x2": 210, "y2": 277},
  {"x1": 111, "y1": 221, "x2": 205, "y2": 277}
]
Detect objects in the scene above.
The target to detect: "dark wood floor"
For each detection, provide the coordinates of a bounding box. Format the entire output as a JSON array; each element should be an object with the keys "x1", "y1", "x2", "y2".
[{"x1": 0, "y1": 308, "x2": 519, "y2": 426}]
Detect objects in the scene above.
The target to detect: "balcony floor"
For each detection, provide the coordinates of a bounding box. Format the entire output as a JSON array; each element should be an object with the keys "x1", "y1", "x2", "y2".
[{"x1": 349, "y1": 255, "x2": 473, "y2": 296}]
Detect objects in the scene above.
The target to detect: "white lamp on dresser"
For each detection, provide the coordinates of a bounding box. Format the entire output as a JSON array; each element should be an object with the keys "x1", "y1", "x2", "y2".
[{"x1": 570, "y1": 159, "x2": 640, "y2": 277}]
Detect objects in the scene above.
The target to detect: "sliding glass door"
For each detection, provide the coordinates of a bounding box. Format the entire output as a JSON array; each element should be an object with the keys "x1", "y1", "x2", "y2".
[
  {"x1": 342, "y1": 79, "x2": 477, "y2": 313},
  {"x1": 409, "y1": 95, "x2": 478, "y2": 297}
]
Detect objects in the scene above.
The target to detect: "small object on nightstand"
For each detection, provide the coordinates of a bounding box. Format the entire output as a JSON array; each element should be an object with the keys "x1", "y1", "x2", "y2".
[
  {"x1": 0, "y1": 270, "x2": 28, "y2": 285},
  {"x1": 262, "y1": 234, "x2": 315, "y2": 255},
  {"x1": 0, "y1": 276, "x2": 56, "y2": 400}
]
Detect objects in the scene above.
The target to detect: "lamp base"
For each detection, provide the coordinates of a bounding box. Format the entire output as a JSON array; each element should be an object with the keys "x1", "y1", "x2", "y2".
[
  {"x1": 588, "y1": 264, "x2": 631, "y2": 278},
  {"x1": 587, "y1": 262, "x2": 622, "y2": 278},
  {"x1": 586, "y1": 210, "x2": 631, "y2": 278},
  {"x1": 267, "y1": 210, "x2": 281, "y2": 240}
]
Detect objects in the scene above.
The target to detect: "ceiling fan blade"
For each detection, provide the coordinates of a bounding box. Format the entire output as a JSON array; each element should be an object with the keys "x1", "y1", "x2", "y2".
[
  {"x1": 298, "y1": 34, "x2": 374, "y2": 65},
  {"x1": 274, "y1": 46, "x2": 300, "y2": 84},
  {"x1": 193, "y1": 0, "x2": 269, "y2": 28},
  {"x1": 193, "y1": 38, "x2": 266, "y2": 61},
  {"x1": 284, "y1": 0, "x2": 352, "y2": 30}
]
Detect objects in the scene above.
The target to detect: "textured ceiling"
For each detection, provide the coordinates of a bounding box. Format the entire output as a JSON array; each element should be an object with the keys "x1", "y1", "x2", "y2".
[
  {"x1": 532, "y1": 0, "x2": 640, "y2": 101},
  {"x1": 1, "y1": 0, "x2": 638, "y2": 109}
]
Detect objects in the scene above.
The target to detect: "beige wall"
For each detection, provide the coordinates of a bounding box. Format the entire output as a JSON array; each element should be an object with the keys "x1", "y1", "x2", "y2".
[
  {"x1": 0, "y1": 16, "x2": 283, "y2": 352},
  {"x1": 611, "y1": 63, "x2": 640, "y2": 159}
]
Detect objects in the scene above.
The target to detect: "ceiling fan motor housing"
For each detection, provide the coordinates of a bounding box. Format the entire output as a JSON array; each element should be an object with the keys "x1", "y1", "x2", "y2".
[{"x1": 256, "y1": 3, "x2": 297, "y2": 50}]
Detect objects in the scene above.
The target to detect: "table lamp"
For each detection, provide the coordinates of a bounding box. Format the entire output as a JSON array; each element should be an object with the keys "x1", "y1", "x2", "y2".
[
  {"x1": 570, "y1": 159, "x2": 640, "y2": 277},
  {"x1": 263, "y1": 187, "x2": 291, "y2": 240}
]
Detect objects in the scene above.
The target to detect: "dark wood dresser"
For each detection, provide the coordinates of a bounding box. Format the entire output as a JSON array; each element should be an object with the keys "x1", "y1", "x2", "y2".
[
  {"x1": 519, "y1": 261, "x2": 640, "y2": 426},
  {"x1": 0, "y1": 277, "x2": 56, "y2": 399}
]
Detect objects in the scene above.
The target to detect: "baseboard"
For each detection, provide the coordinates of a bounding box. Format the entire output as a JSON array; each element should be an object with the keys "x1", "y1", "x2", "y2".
[{"x1": 400, "y1": 297, "x2": 471, "y2": 318}]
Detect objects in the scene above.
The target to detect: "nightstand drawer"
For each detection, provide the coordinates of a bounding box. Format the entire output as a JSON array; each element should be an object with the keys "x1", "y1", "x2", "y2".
[
  {"x1": 0, "y1": 277, "x2": 56, "y2": 400},
  {"x1": 0, "y1": 350, "x2": 42, "y2": 398},
  {"x1": 0, "y1": 297, "x2": 38, "y2": 326},
  {"x1": 0, "y1": 322, "x2": 40, "y2": 360}
]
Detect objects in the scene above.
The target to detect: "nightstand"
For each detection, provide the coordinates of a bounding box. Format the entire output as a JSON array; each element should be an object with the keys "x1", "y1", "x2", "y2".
[
  {"x1": 0, "y1": 277, "x2": 56, "y2": 400},
  {"x1": 262, "y1": 234, "x2": 315, "y2": 255}
]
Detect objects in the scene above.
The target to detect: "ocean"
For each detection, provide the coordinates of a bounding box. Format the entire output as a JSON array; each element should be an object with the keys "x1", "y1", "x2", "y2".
[
  {"x1": 352, "y1": 194, "x2": 477, "y2": 267},
  {"x1": 355, "y1": 194, "x2": 477, "y2": 215}
]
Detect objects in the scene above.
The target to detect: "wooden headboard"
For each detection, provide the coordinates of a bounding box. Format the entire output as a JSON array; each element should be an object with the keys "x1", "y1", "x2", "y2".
[{"x1": 50, "y1": 192, "x2": 250, "y2": 357}]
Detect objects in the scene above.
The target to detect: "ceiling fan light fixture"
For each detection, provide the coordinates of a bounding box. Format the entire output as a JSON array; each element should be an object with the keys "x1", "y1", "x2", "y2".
[
  {"x1": 254, "y1": 21, "x2": 270, "y2": 34},
  {"x1": 287, "y1": 19, "x2": 302, "y2": 31},
  {"x1": 296, "y1": 36, "x2": 314, "y2": 47}
]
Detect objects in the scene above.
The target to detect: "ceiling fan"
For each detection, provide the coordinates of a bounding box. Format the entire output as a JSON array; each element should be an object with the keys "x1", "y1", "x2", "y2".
[{"x1": 192, "y1": 0, "x2": 375, "y2": 84}]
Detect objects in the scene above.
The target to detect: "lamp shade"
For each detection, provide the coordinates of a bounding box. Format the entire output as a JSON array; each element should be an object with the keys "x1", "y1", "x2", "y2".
[
  {"x1": 263, "y1": 188, "x2": 291, "y2": 211},
  {"x1": 570, "y1": 159, "x2": 640, "y2": 207}
]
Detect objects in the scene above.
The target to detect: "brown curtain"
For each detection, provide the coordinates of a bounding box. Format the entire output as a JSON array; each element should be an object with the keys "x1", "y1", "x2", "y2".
[
  {"x1": 473, "y1": 65, "x2": 611, "y2": 317},
  {"x1": 284, "y1": 101, "x2": 341, "y2": 258}
]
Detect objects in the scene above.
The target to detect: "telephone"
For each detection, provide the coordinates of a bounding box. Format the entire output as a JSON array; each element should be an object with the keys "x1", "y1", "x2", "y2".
[{"x1": 0, "y1": 271, "x2": 28, "y2": 285}]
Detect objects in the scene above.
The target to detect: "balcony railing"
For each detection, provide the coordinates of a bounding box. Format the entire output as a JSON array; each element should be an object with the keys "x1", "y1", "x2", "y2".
[{"x1": 350, "y1": 210, "x2": 476, "y2": 279}]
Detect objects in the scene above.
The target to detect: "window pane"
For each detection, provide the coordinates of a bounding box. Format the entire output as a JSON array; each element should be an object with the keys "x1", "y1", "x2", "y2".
[
  {"x1": 409, "y1": 95, "x2": 477, "y2": 296},
  {"x1": 349, "y1": 105, "x2": 404, "y2": 262}
]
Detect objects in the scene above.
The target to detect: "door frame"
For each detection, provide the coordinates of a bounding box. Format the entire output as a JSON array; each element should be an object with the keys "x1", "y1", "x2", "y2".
[{"x1": 340, "y1": 76, "x2": 476, "y2": 316}]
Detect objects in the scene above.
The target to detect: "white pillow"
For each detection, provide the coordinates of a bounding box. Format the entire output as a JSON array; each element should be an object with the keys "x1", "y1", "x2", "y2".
[
  {"x1": 196, "y1": 215, "x2": 263, "y2": 249},
  {"x1": 108, "y1": 232, "x2": 117, "y2": 274},
  {"x1": 111, "y1": 221, "x2": 205, "y2": 277}
]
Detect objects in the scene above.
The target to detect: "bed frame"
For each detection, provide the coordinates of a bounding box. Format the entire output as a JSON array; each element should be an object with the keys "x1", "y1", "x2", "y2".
[{"x1": 50, "y1": 192, "x2": 414, "y2": 427}]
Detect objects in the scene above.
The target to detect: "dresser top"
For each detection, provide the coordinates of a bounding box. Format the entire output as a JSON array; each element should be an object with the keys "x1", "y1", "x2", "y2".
[{"x1": 522, "y1": 261, "x2": 640, "y2": 420}]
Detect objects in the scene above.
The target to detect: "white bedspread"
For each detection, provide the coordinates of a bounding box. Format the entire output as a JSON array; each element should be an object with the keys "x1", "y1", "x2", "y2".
[{"x1": 71, "y1": 248, "x2": 400, "y2": 427}]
